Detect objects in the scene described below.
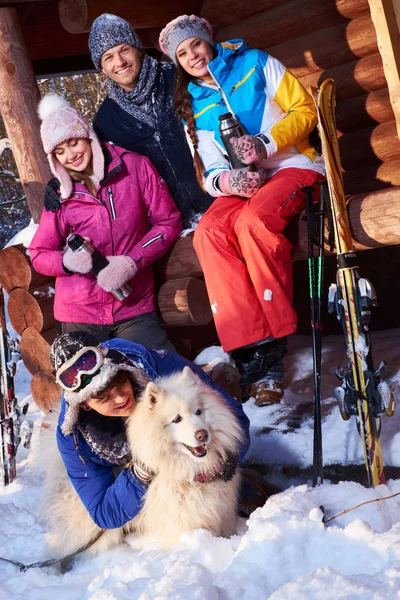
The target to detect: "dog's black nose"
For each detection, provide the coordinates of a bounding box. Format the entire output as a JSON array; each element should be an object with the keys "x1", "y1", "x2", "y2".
[{"x1": 195, "y1": 429, "x2": 208, "y2": 442}]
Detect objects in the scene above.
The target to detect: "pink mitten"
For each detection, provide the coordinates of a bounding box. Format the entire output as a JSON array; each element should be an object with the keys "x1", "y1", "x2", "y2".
[
  {"x1": 218, "y1": 168, "x2": 268, "y2": 199},
  {"x1": 231, "y1": 135, "x2": 268, "y2": 165},
  {"x1": 63, "y1": 247, "x2": 92, "y2": 274},
  {"x1": 97, "y1": 256, "x2": 138, "y2": 292}
]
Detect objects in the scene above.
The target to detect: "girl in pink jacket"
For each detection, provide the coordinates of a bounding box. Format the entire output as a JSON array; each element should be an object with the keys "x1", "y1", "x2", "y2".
[{"x1": 30, "y1": 95, "x2": 182, "y2": 348}]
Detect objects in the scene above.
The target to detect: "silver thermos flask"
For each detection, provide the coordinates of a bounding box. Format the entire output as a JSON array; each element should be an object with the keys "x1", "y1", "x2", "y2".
[
  {"x1": 67, "y1": 234, "x2": 132, "y2": 301},
  {"x1": 219, "y1": 113, "x2": 246, "y2": 169}
]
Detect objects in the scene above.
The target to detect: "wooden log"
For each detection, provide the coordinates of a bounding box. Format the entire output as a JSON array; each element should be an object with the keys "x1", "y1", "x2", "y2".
[
  {"x1": 267, "y1": 14, "x2": 377, "y2": 80},
  {"x1": 344, "y1": 158, "x2": 400, "y2": 194},
  {"x1": 155, "y1": 233, "x2": 203, "y2": 285},
  {"x1": 0, "y1": 244, "x2": 54, "y2": 293},
  {"x1": 58, "y1": 0, "x2": 202, "y2": 34},
  {"x1": 216, "y1": 0, "x2": 371, "y2": 50},
  {"x1": 20, "y1": 326, "x2": 52, "y2": 375},
  {"x1": 7, "y1": 287, "x2": 55, "y2": 335},
  {"x1": 336, "y1": 88, "x2": 394, "y2": 133},
  {"x1": 290, "y1": 186, "x2": 400, "y2": 259},
  {"x1": 339, "y1": 120, "x2": 400, "y2": 169},
  {"x1": 203, "y1": 0, "x2": 370, "y2": 29},
  {"x1": 30, "y1": 370, "x2": 62, "y2": 413},
  {"x1": 158, "y1": 277, "x2": 212, "y2": 327},
  {"x1": 299, "y1": 53, "x2": 386, "y2": 102},
  {"x1": 368, "y1": 0, "x2": 400, "y2": 140},
  {"x1": 0, "y1": 8, "x2": 51, "y2": 223},
  {"x1": 0, "y1": 246, "x2": 31, "y2": 292}
]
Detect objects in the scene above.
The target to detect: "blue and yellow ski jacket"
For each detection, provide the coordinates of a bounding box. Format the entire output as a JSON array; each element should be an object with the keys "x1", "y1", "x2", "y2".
[{"x1": 186, "y1": 39, "x2": 325, "y2": 196}]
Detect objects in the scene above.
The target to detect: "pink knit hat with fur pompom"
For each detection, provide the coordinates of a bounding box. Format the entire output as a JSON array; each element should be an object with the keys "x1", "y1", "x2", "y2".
[
  {"x1": 159, "y1": 14, "x2": 214, "y2": 64},
  {"x1": 38, "y1": 94, "x2": 105, "y2": 199}
]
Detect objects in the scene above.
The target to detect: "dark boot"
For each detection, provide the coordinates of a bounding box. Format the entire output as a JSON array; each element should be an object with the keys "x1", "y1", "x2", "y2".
[{"x1": 231, "y1": 337, "x2": 288, "y2": 387}]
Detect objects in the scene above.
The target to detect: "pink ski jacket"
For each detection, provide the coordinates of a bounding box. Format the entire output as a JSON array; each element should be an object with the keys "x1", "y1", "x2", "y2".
[{"x1": 29, "y1": 143, "x2": 182, "y2": 325}]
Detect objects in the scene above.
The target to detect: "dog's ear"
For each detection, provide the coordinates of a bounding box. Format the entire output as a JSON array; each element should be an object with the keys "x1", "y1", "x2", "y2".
[
  {"x1": 181, "y1": 366, "x2": 197, "y2": 384},
  {"x1": 143, "y1": 381, "x2": 162, "y2": 409}
]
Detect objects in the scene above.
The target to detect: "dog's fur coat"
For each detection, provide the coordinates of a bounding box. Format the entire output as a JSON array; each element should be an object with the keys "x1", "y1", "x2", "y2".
[{"x1": 39, "y1": 367, "x2": 244, "y2": 555}]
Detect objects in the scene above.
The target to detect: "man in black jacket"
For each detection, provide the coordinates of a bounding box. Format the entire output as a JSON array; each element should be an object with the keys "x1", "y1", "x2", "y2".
[{"x1": 45, "y1": 13, "x2": 213, "y2": 225}]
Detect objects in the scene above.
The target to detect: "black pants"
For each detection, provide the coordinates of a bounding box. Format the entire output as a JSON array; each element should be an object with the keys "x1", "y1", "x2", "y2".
[{"x1": 57, "y1": 312, "x2": 175, "y2": 352}]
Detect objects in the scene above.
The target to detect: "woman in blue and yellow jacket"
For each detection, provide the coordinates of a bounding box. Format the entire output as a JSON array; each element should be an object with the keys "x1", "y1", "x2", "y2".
[{"x1": 159, "y1": 15, "x2": 326, "y2": 406}]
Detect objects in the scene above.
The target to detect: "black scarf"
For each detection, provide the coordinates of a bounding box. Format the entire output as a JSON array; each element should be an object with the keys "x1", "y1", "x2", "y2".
[
  {"x1": 77, "y1": 409, "x2": 131, "y2": 465},
  {"x1": 106, "y1": 54, "x2": 164, "y2": 129}
]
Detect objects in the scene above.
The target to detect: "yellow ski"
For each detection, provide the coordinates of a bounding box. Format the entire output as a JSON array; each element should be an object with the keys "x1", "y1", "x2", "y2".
[{"x1": 313, "y1": 79, "x2": 394, "y2": 487}]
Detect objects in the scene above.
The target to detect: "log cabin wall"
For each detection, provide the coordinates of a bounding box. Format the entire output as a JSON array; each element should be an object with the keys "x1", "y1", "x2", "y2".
[{"x1": 201, "y1": 0, "x2": 399, "y2": 195}]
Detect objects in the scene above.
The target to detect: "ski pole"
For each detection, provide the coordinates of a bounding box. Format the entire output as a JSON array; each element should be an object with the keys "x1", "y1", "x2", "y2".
[{"x1": 303, "y1": 186, "x2": 324, "y2": 486}]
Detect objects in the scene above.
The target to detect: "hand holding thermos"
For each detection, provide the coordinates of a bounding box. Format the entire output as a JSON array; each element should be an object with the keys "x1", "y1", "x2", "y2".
[
  {"x1": 64, "y1": 234, "x2": 135, "y2": 301},
  {"x1": 218, "y1": 113, "x2": 269, "y2": 198}
]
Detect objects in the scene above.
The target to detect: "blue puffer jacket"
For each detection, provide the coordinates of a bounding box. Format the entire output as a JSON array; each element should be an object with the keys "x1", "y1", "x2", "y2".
[
  {"x1": 56, "y1": 338, "x2": 250, "y2": 529},
  {"x1": 93, "y1": 63, "x2": 214, "y2": 225}
]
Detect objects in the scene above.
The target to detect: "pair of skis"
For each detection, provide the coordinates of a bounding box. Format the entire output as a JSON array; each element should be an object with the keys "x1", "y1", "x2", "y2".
[
  {"x1": 308, "y1": 79, "x2": 394, "y2": 488},
  {"x1": 0, "y1": 285, "x2": 31, "y2": 486}
]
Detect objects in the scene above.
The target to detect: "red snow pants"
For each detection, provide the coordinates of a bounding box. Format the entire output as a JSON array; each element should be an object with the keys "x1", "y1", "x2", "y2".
[{"x1": 193, "y1": 168, "x2": 325, "y2": 352}]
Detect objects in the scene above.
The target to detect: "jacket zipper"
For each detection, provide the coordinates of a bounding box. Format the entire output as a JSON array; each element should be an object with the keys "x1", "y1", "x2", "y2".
[
  {"x1": 142, "y1": 233, "x2": 164, "y2": 248},
  {"x1": 206, "y1": 65, "x2": 238, "y2": 120},
  {"x1": 108, "y1": 187, "x2": 116, "y2": 219}
]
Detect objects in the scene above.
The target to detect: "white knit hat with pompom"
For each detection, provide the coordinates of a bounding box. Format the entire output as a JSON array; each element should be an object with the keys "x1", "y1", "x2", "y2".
[{"x1": 38, "y1": 94, "x2": 105, "y2": 199}]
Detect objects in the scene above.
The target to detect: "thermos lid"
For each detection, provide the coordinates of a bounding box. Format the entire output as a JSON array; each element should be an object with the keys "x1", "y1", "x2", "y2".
[
  {"x1": 67, "y1": 233, "x2": 85, "y2": 251},
  {"x1": 219, "y1": 113, "x2": 233, "y2": 121}
]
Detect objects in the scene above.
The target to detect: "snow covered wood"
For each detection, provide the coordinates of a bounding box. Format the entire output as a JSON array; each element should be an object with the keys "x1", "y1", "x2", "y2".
[
  {"x1": 158, "y1": 277, "x2": 212, "y2": 327},
  {"x1": 0, "y1": 7, "x2": 51, "y2": 223}
]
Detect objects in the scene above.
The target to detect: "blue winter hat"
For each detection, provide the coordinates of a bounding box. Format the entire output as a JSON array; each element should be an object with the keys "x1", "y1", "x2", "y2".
[{"x1": 89, "y1": 13, "x2": 143, "y2": 70}]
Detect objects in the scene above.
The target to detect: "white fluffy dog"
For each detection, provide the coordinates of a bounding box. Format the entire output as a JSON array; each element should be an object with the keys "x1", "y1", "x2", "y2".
[{"x1": 39, "y1": 366, "x2": 244, "y2": 556}]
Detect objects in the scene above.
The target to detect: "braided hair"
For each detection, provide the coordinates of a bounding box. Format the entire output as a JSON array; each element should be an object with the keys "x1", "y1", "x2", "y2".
[{"x1": 174, "y1": 62, "x2": 206, "y2": 190}]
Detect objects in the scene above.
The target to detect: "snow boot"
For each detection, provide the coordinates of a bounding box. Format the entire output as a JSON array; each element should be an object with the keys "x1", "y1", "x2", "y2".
[
  {"x1": 250, "y1": 378, "x2": 284, "y2": 406},
  {"x1": 231, "y1": 337, "x2": 288, "y2": 388}
]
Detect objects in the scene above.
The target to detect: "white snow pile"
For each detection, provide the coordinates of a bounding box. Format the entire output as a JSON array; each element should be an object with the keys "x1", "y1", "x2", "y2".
[{"x1": 0, "y1": 330, "x2": 400, "y2": 598}]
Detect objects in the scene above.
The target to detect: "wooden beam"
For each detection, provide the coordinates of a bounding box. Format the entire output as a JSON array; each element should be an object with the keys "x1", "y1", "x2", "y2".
[
  {"x1": 203, "y1": 0, "x2": 370, "y2": 30},
  {"x1": 0, "y1": 8, "x2": 51, "y2": 223},
  {"x1": 58, "y1": 0, "x2": 202, "y2": 34},
  {"x1": 216, "y1": 0, "x2": 371, "y2": 50},
  {"x1": 368, "y1": 0, "x2": 400, "y2": 139},
  {"x1": 267, "y1": 14, "x2": 377, "y2": 80}
]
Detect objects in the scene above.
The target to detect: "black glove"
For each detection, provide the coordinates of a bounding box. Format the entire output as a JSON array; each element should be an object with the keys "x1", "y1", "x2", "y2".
[{"x1": 44, "y1": 178, "x2": 61, "y2": 212}]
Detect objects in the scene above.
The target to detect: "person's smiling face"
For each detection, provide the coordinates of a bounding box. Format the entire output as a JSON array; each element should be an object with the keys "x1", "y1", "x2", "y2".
[
  {"x1": 53, "y1": 138, "x2": 92, "y2": 172},
  {"x1": 176, "y1": 37, "x2": 214, "y2": 81},
  {"x1": 101, "y1": 44, "x2": 142, "y2": 91},
  {"x1": 85, "y1": 376, "x2": 136, "y2": 417}
]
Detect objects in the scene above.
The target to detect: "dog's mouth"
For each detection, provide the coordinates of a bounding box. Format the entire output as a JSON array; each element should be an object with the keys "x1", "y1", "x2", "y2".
[{"x1": 182, "y1": 443, "x2": 208, "y2": 458}]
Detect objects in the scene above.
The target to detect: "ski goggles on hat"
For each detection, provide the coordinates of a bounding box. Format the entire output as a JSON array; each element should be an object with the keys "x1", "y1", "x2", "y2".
[{"x1": 56, "y1": 346, "x2": 104, "y2": 392}]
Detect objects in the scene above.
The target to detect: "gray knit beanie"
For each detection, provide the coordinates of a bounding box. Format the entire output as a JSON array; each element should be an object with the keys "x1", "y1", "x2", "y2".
[
  {"x1": 89, "y1": 13, "x2": 143, "y2": 70},
  {"x1": 159, "y1": 15, "x2": 214, "y2": 64}
]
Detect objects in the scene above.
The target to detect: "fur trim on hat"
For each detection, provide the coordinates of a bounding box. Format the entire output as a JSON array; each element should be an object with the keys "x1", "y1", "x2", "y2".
[
  {"x1": 61, "y1": 359, "x2": 150, "y2": 436},
  {"x1": 38, "y1": 94, "x2": 69, "y2": 122}
]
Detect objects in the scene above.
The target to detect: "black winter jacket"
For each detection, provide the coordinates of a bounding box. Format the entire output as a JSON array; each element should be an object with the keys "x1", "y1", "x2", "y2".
[{"x1": 93, "y1": 63, "x2": 214, "y2": 225}]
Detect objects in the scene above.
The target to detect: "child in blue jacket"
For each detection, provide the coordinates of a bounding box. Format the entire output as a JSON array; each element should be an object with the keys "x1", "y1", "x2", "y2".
[{"x1": 50, "y1": 331, "x2": 251, "y2": 530}]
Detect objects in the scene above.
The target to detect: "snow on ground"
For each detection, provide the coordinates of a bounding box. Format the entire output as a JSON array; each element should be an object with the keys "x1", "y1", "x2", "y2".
[{"x1": 0, "y1": 330, "x2": 400, "y2": 598}]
